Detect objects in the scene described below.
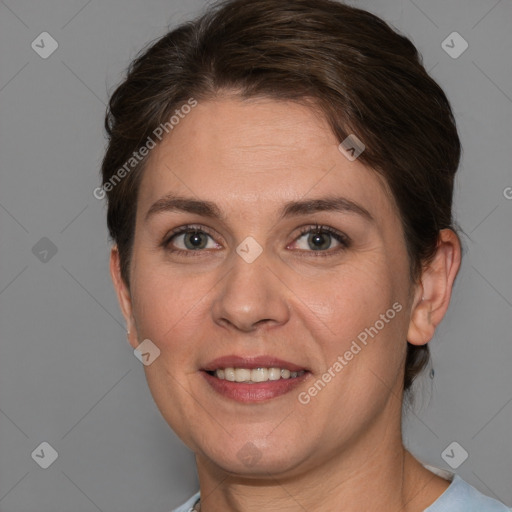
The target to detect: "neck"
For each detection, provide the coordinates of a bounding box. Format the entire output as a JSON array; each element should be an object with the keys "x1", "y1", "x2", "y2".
[{"x1": 193, "y1": 408, "x2": 450, "y2": 512}]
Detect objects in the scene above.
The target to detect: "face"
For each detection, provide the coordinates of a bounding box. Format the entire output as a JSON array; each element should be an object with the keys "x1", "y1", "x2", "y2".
[{"x1": 114, "y1": 97, "x2": 421, "y2": 477}]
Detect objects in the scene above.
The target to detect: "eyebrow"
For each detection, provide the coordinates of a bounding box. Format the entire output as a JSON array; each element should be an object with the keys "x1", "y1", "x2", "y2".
[{"x1": 145, "y1": 193, "x2": 374, "y2": 223}]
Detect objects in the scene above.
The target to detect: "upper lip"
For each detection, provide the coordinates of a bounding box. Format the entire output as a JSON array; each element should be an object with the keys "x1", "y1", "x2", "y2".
[{"x1": 202, "y1": 355, "x2": 308, "y2": 372}]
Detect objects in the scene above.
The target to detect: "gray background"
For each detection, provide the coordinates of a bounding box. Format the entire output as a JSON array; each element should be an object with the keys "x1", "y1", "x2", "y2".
[{"x1": 0, "y1": 0, "x2": 510, "y2": 510}]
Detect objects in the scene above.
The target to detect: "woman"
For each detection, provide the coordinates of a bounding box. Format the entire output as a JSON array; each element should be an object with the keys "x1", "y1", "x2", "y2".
[{"x1": 101, "y1": 0, "x2": 511, "y2": 510}]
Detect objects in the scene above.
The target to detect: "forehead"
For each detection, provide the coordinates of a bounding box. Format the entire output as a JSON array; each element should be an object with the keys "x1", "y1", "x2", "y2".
[{"x1": 137, "y1": 97, "x2": 396, "y2": 221}]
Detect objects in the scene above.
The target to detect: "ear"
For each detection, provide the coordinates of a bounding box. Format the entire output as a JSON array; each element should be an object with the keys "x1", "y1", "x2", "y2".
[
  {"x1": 407, "y1": 229, "x2": 461, "y2": 346},
  {"x1": 110, "y1": 245, "x2": 139, "y2": 349}
]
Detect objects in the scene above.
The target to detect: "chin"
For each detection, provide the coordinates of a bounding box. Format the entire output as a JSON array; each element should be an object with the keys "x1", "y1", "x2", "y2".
[
  {"x1": 196, "y1": 434, "x2": 311, "y2": 478},
  {"x1": 212, "y1": 452, "x2": 304, "y2": 478}
]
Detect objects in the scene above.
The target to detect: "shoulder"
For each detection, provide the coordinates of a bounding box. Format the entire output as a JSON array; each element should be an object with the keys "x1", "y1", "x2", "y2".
[
  {"x1": 169, "y1": 477, "x2": 512, "y2": 512},
  {"x1": 170, "y1": 491, "x2": 200, "y2": 512},
  {"x1": 425, "y1": 474, "x2": 511, "y2": 512}
]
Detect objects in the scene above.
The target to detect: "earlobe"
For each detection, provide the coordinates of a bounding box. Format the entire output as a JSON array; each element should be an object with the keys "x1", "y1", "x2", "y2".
[
  {"x1": 109, "y1": 246, "x2": 139, "y2": 349},
  {"x1": 407, "y1": 229, "x2": 461, "y2": 346},
  {"x1": 407, "y1": 296, "x2": 434, "y2": 345}
]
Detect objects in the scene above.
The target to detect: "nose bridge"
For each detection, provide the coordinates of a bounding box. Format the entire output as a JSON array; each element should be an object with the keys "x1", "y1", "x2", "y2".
[{"x1": 211, "y1": 243, "x2": 290, "y2": 331}]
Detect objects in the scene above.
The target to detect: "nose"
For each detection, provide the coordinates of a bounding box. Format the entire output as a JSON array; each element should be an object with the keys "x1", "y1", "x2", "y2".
[{"x1": 211, "y1": 249, "x2": 290, "y2": 333}]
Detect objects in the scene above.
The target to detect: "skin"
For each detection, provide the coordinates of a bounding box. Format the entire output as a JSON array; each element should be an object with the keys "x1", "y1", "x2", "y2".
[{"x1": 110, "y1": 96, "x2": 461, "y2": 512}]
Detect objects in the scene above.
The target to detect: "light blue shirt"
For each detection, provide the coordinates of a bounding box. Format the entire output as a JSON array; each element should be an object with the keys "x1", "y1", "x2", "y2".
[{"x1": 171, "y1": 474, "x2": 511, "y2": 511}]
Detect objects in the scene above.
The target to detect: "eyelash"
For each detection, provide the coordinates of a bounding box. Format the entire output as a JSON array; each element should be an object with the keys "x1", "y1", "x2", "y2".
[{"x1": 161, "y1": 223, "x2": 350, "y2": 258}]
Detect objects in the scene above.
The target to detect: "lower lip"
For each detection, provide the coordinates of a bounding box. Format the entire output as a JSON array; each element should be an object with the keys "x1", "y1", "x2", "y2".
[{"x1": 201, "y1": 371, "x2": 310, "y2": 403}]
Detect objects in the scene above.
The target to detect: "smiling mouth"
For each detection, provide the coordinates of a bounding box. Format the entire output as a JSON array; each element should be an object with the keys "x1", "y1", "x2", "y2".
[{"x1": 205, "y1": 367, "x2": 307, "y2": 383}]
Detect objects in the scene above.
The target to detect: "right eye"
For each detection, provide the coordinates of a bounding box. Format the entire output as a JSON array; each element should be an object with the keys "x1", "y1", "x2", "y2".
[{"x1": 162, "y1": 225, "x2": 222, "y2": 255}]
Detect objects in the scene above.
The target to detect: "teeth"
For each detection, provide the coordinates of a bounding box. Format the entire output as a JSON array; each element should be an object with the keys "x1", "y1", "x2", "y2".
[
  {"x1": 213, "y1": 367, "x2": 305, "y2": 383},
  {"x1": 234, "y1": 368, "x2": 251, "y2": 383},
  {"x1": 268, "y1": 368, "x2": 281, "y2": 380},
  {"x1": 251, "y1": 368, "x2": 268, "y2": 382}
]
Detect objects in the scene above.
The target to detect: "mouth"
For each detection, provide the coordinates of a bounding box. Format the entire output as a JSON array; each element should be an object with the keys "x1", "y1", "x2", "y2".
[{"x1": 200, "y1": 355, "x2": 311, "y2": 402}]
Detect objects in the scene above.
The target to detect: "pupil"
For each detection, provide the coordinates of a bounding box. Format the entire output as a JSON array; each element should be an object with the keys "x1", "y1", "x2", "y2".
[{"x1": 309, "y1": 232, "x2": 330, "y2": 250}]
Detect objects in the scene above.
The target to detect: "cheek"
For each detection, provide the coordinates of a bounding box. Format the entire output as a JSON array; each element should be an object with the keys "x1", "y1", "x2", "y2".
[
  {"x1": 130, "y1": 261, "x2": 190, "y2": 345},
  {"x1": 298, "y1": 258, "x2": 409, "y2": 388},
  {"x1": 300, "y1": 257, "x2": 401, "y2": 333},
  {"x1": 129, "y1": 254, "x2": 222, "y2": 370}
]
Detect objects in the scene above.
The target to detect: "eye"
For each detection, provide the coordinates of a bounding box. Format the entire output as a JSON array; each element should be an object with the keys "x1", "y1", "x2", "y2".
[
  {"x1": 290, "y1": 224, "x2": 350, "y2": 255},
  {"x1": 162, "y1": 225, "x2": 221, "y2": 254}
]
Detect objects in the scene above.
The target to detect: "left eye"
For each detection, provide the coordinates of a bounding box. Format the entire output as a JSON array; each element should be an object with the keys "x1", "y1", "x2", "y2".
[
  {"x1": 169, "y1": 229, "x2": 219, "y2": 251},
  {"x1": 291, "y1": 227, "x2": 348, "y2": 252}
]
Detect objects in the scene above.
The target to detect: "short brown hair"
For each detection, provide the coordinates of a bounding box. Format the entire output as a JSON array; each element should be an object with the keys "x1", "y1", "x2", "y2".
[{"x1": 101, "y1": 0, "x2": 461, "y2": 392}]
